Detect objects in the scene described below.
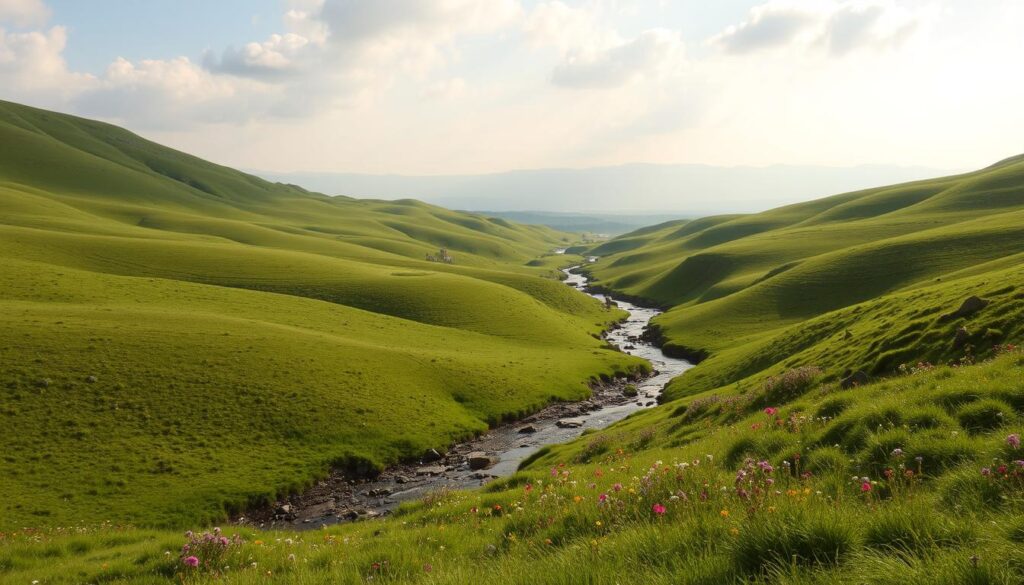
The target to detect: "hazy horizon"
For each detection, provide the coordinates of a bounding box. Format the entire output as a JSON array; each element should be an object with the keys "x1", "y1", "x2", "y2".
[{"x1": 258, "y1": 160, "x2": 958, "y2": 215}]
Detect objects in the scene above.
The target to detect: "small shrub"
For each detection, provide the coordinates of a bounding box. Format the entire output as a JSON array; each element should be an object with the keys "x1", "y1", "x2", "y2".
[
  {"x1": 904, "y1": 405, "x2": 956, "y2": 430},
  {"x1": 957, "y1": 399, "x2": 1016, "y2": 434},
  {"x1": 908, "y1": 432, "x2": 979, "y2": 473},
  {"x1": 864, "y1": 503, "x2": 974, "y2": 554},
  {"x1": 940, "y1": 465, "x2": 1008, "y2": 510},
  {"x1": 819, "y1": 417, "x2": 870, "y2": 453},
  {"x1": 804, "y1": 446, "x2": 849, "y2": 476},
  {"x1": 817, "y1": 396, "x2": 853, "y2": 419},
  {"x1": 576, "y1": 435, "x2": 611, "y2": 463},
  {"x1": 862, "y1": 406, "x2": 904, "y2": 431},
  {"x1": 622, "y1": 384, "x2": 638, "y2": 397},
  {"x1": 752, "y1": 366, "x2": 823, "y2": 407},
  {"x1": 730, "y1": 507, "x2": 858, "y2": 574}
]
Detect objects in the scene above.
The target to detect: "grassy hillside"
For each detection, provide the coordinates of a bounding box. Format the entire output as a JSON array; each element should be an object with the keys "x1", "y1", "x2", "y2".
[
  {"x1": 5, "y1": 101, "x2": 1024, "y2": 584},
  {"x1": 5, "y1": 349, "x2": 1024, "y2": 584},
  {"x1": 584, "y1": 157, "x2": 1024, "y2": 399},
  {"x1": 0, "y1": 100, "x2": 647, "y2": 528}
]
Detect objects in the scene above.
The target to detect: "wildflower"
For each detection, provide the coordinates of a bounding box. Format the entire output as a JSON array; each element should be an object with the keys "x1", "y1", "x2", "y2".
[
  {"x1": 287, "y1": 554, "x2": 296, "y2": 562},
  {"x1": 254, "y1": 540, "x2": 264, "y2": 546},
  {"x1": 573, "y1": 496, "x2": 583, "y2": 503},
  {"x1": 652, "y1": 503, "x2": 667, "y2": 516},
  {"x1": 860, "y1": 482, "x2": 872, "y2": 492},
  {"x1": 891, "y1": 448, "x2": 903, "y2": 457},
  {"x1": 183, "y1": 556, "x2": 200, "y2": 568},
  {"x1": 423, "y1": 563, "x2": 433, "y2": 573},
  {"x1": 612, "y1": 483, "x2": 623, "y2": 492},
  {"x1": 525, "y1": 484, "x2": 533, "y2": 493},
  {"x1": 729, "y1": 527, "x2": 740, "y2": 536},
  {"x1": 764, "y1": 407, "x2": 778, "y2": 416},
  {"x1": 1008, "y1": 434, "x2": 1021, "y2": 450},
  {"x1": 981, "y1": 467, "x2": 992, "y2": 477},
  {"x1": 598, "y1": 493, "x2": 608, "y2": 503},
  {"x1": 595, "y1": 521, "x2": 603, "y2": 527}
]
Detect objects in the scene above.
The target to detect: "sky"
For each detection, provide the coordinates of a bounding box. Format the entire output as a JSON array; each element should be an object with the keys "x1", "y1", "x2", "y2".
[{"x1": 1, "y1": 0, "x2": 1022, "y2": 177}]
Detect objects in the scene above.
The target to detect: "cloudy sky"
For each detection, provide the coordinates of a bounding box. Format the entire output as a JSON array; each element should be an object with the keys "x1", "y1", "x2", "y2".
[{"x1": 1, "y1": 0, "x2": 1021, "y2": 175}]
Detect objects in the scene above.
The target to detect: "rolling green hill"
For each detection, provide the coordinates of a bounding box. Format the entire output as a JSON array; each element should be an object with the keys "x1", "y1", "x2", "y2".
[
  {"x1": 0, "y1": 100, "x2": 648, "y2": 528},
  {"x1": 585, "y1": 157, "x2": 1024, "y2": 399},
  {"x1": 5, "y1": 101, "x2": 1024, "y2": 585}
]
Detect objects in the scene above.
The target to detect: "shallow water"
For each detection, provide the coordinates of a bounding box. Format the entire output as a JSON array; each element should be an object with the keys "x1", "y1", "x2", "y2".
[{"x1": 257, "y1": 265, "x2": 693, "y2": 528}]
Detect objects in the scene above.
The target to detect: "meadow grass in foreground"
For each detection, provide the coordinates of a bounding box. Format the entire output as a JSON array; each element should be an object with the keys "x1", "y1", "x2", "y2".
[{"x1": 3, "y1": 349, "x2": 1023, "y2": 584}]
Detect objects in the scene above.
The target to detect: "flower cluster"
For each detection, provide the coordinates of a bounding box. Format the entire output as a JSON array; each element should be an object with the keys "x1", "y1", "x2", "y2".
[{"x1": 179, "y1": 527, "x2": 242, "y2": 574}]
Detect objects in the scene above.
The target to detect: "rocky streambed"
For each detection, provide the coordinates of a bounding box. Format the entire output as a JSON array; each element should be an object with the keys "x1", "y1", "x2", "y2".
[{"x1": 240, "y1": 266, "x2": 693, "y2": 529}]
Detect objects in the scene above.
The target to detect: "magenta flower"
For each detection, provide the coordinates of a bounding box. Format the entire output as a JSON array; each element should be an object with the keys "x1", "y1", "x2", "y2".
[
  {"x1": 764, "y1": 407, "x2": 778, "y2": 416},
  {"x1": 652, "y1": 503, "x2": 667, "y2": 516},
  {"x1": 183, "y1": 556, "x2": 200, "y2": 567},
  {"x1": 598, "y1": 493, "x2": 608, "y2": 503},
  {"x1": 860, "y1": 482, "x2": 872, "y2": 493},
  {"x1": 1007, "y1": 434, "x2": 1021, "y2": 449},
  {"x1": 612, "y1": 483, "x2": 623, "y2": 492}
]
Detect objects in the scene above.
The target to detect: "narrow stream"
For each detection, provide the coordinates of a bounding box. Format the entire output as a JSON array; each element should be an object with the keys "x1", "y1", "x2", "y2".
[{"x1": 248, "y1": 265, "x2": 693, "y2": 529}]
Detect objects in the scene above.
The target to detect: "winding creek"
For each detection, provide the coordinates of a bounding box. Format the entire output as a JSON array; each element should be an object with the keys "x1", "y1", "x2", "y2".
[{"x1": 244, "y1": 265, "x2": 693, "y2": 529}]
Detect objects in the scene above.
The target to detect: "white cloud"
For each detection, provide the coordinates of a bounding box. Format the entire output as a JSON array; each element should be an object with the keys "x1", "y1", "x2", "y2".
[
  {"x1": 525, "y1": 2, "x2": 685, "y2": 90},
  {"x1": 0, "y1": 0, "x2": 50, "y2": 27},
  {"x1": 205, "y1": 33, "x2": 315, "y2": 79},
  {"x1": 73, "y1": 57, "x2": 275, "y2": 128},
  {"x1": 711, "y1": 0, "x2": 924, "y2": 56},
  {"x1": 552, "y1": 28, "x2": 685, "y2": 89},
  {"x1": 196, "y1": 0, "x2": 523, "y2": 118},
  {"x1": 0, "y1": 25, "x2": 92, "y2": 104},
  {"x1": 524, "y1": 1, "x2": 618, "y2": 52}
]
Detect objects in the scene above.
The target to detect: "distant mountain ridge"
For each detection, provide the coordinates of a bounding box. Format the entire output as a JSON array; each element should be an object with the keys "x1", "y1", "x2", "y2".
[
  {"x1": 259, "y1": 163, "x2": 953, "y2": 215},
  {"x1": 476, "y1": 211, "x2": 690, "y2": 236}
]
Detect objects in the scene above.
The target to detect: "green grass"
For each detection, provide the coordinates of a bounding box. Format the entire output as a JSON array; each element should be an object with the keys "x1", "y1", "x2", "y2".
[
  {"x1": 583, "y1": 156, "x2": 1024, "y2": 399},
  {"x1": 5, "y1": 101, "x2": 1024, "y2": 583},
  {"x1": 0, "y1": 100, "x2": 647, "y2": 528},
  {"x1": 3, "y1": 350, "x2": 1023, "y2": 584}
]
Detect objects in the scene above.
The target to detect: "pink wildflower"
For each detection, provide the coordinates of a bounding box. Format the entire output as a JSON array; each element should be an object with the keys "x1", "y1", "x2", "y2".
[
  {"x1": 183, "y1": 556, "x2": 200, "y2": 568},
  {"x1": 860, "y1": 482, "x2": 872, "y2": 493},
  {"x1": 652, "y1": 503, "x2": 667, "y2": 516},
  {"x1": 764, "y1": 407, "x2": 778, "y2": 416},
  {"x1": 1007, "y1": 434, "x2": 1021, "y2": 450}
]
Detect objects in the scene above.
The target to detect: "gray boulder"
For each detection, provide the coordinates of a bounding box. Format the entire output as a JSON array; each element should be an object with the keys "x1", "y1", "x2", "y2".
[
  {"x1": 468, "y1": 452, "x2": 498, "y2": 470},
  {"x1": 942, "y1": 296, "x2": 989, "y2": 320},
  {"x1": 840, "y1": 370, "x2": 870, "y2": 389}
]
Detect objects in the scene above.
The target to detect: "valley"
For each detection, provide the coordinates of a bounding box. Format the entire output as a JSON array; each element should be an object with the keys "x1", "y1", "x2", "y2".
[{"x1": 1, "y1": 102, "x2": 1023, "y2": 585}]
